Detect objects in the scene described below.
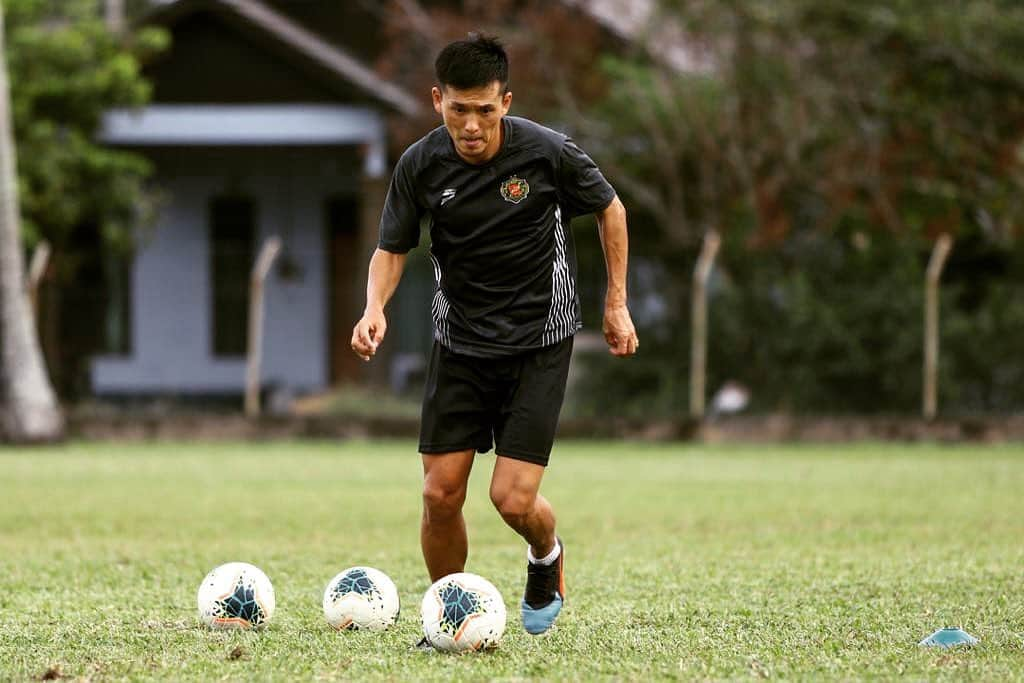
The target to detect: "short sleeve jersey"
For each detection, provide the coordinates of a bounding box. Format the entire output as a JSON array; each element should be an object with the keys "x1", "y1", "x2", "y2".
[{"x1": 379, "y1": 116, "x2": 616, "y2": 358}]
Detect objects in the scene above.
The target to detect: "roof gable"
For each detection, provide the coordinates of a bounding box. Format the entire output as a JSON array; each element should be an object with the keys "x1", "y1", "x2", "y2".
[{"x1": 142, "y1": 0, "x2": 421, "y2": 115}]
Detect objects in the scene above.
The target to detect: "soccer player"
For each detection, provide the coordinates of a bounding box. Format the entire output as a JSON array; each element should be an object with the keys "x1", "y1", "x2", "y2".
[{"x1": 351, "y1": 35, "x2": 638, "y2": 641}]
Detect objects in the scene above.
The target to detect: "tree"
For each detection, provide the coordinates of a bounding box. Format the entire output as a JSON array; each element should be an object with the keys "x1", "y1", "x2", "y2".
[
  {"x1": 582, "y1": 0, "x2": 1024, "y2": 246},
  {"x1": 572, "y1": 0, "x2": 1024, "y2": 414},
  {"x1": 5, "y1": 0, "x2": 166, "y2": 251},
  {"x1": 3, "y1": 0, "x2": 166, "y2": 396},
  {"x1": 0, "y1": 0, "x2": 166, "y2": 434},
  {"x1": 0, "y1": 2, "x2": 60, "y2": 442}
]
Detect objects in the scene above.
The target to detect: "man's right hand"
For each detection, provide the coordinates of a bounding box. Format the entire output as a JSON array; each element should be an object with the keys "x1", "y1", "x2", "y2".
[{"x1": 351, "y1": 309, "x2": 387, "y2": 361}]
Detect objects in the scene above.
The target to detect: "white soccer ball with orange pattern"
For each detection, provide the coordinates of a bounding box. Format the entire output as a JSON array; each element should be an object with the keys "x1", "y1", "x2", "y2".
[
  {"x1": 197, "y1": 562, "x2": 275, "y2": 630},
  {"x1": 420, "y1": 572, "x2": 506, "y2": 652},
  {"x1": 322, "y1": 566, "x2": 400, "y2": 631}
]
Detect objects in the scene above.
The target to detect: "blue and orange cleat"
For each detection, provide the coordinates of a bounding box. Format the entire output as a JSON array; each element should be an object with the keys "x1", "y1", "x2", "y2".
[{"x1": 521, "y1": 537, "x2": 565, "y2": 635}]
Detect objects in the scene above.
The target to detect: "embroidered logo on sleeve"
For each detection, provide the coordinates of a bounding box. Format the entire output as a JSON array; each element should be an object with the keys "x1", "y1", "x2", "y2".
[{"x1": 500, "y1": 175, "x2": 530, "y2": 204}]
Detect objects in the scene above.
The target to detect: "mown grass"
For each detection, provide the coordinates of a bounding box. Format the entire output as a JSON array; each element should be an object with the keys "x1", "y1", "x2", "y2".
[{"x1": 1, "y1": 441, "x2": 1023, "y2": 681}]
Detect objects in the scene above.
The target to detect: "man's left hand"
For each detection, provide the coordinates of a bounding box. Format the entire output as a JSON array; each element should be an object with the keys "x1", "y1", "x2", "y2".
[{"x1": 603, "y1": 304, "x2": 639, "y2": 357}]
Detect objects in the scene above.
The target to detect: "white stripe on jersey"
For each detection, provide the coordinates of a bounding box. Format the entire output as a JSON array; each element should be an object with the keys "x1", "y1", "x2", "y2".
[
  {"x1": 430, "y1": 251, "x2": 451, "y2": 347},
  {"x1": 542, "y1": 206, "x2": 578, "y2": 345}
]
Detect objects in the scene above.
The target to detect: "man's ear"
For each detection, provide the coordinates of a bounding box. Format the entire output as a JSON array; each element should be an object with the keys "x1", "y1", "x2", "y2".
[
  {"x1": 432, "y1": 86, "x2": 443, "y2": 115},
  {"x1": 502, "y1": 90, "x2": 512, "y2": 115}
]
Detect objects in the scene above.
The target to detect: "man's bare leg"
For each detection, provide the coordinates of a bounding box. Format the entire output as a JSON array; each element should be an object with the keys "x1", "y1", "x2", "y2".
[
  {"x1": 490, "y1": 454, "x2": 564, "y2": 634},
  {"x1": 489, "y1": 455, "x2": 555, "y2": 559},
  {"x1": 421, "y1": 450, "x2": 476, "y2": 581}
]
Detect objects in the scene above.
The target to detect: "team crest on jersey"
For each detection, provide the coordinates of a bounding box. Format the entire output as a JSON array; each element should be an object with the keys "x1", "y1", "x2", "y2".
[{"x1": 500, "y1": 175, "x2": 530, "y2": 204}]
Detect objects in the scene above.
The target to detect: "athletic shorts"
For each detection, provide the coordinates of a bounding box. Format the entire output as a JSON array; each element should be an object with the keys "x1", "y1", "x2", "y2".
[{"x1": 418, "y1": 336, "x2": 574, "y2": 467}]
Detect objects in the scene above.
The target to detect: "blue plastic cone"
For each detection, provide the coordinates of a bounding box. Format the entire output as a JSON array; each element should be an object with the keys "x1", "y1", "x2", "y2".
[{"x1": 918, "y1": 627, "x2": 979, "y2": 648}]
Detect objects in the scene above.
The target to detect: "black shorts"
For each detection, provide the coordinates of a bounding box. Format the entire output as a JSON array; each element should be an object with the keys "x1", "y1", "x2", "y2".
[{"x1": 418, "y1": 336, "x2": 574, "y2": 467}]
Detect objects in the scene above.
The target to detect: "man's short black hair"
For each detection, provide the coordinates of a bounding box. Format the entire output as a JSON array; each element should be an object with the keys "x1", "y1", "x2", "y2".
[{"x1": 435, "y1": 33, "x2": 509, "y2": 94}]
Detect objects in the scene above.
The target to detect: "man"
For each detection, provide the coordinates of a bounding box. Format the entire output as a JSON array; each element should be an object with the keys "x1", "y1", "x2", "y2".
[{"x1": 351, "y1": 35, "x2": 637, "y2": 641}]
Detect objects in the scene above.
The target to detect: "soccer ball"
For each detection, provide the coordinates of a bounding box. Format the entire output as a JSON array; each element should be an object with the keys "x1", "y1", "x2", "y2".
[
  {"x1": 420, "y1": 572, "x2": 506, "y2": 652},
  {"x1": 197, "y1": 562, "x2": 275, "y2": 630},
  {"x1": 322, "y1": 566, "x2": 400, "y2": 631}
]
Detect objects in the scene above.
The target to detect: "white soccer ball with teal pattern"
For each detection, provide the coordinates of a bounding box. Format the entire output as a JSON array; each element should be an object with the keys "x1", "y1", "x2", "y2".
[
  {"x1": 420, "y1": 572, "x2": 506, "y2": 652},
  {"x1": 197, "y1": 562, "x2": 275, "y2": 630},
  {"x1": 323, "y1": 566, "x2": 400, "y2": 631}
]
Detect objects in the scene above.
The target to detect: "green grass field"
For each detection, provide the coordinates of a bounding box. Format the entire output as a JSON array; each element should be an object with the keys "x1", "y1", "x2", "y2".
[{"x1": 1, "y1": 441, "x2": 1023, "y2": 681}]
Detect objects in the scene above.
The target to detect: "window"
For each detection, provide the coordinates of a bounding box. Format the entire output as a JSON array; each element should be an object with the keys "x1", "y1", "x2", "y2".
[
  {"x1": 102, "y1": 252, "x2": 132, "y2": 355},
  {"x1": 210, "y1": 195, "x2": 256, "y2": 356}
]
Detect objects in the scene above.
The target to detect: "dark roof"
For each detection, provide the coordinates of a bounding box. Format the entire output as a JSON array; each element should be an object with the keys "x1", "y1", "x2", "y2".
[{"x1": 141, "y1": 0, "x2": 422, "y2": 116}]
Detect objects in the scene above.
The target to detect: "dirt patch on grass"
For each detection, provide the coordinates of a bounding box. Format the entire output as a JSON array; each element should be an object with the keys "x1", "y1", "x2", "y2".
[{"x1": 39, "y1": 665, "x2": 65, "y2": 680}]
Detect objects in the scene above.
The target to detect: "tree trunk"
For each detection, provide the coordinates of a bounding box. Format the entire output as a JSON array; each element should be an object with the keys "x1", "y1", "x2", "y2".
[{"x1": 0, "y1": 6, "x2": 63, "y2": 443}]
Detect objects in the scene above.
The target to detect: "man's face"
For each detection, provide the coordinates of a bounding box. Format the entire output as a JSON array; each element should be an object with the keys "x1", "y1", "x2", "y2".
[{"x1": 432, "y1": 81, "x2": 512, "y2": 164}]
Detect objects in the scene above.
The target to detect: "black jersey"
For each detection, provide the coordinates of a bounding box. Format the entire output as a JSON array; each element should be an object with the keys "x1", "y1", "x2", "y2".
[{"x1": 378, "y1": 115, "x2": 616, "y2": 357}]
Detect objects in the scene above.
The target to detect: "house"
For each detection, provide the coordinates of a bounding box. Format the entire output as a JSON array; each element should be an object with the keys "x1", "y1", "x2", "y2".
[{"x1": 88, "y1": 0, "x2": 434, "y2": 399}]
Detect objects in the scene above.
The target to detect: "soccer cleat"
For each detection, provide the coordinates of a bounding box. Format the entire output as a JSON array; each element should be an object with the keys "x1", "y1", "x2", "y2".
[
  {"x1": 412, "y1": 636, "x2": 434, "y2": 652},
  {"x1": 520, "y1": 537, "x2": 565, "y2": 635}
]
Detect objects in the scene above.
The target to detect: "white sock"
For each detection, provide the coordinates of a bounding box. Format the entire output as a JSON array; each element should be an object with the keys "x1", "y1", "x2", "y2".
[{"x1": 528, "y1": 540, "x2": 561, "y2": 566}]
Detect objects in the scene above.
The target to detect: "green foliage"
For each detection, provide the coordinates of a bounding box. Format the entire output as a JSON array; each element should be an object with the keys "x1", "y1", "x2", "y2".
[
  {"x1": 573, "y1": 229, "x2": 1024, "y2": 415},
  {"x1": 4, "y1": 0, "x2": 167, "y2": 249},
  {"x1": 595, "y1": 0, "x2": 1024, "y2": 245},
  {"x1": 708, "y1": 235, "x2": 927, "y2": 413},
  {"x1": 944, "y1": 281, "x2": 1024, "y2": 412},
  {"x1": 569, "y1": 0, "x2": 1024, "y2": 415},
  {"x1": 2, "y1": 441, "x2": 1024, "y2": 679}
]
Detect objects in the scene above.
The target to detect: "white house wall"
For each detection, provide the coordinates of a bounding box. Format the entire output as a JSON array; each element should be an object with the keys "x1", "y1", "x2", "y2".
[{"x1": 92, "y1": 148, "x2": 362, "y2": 395}]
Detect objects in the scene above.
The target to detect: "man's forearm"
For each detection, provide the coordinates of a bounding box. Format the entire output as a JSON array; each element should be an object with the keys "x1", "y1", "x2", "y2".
[
  {"x1": 597, "y1": 196, "x2": 629, "y2": 307},
  {"x1": 365, "y1": 248, "x2": 407, "y2": 313}
]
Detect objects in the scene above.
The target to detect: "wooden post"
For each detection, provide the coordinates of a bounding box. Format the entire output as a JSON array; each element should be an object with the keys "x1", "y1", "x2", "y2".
[
  {"x1": 923, "y1": 234, "x2": 953, "y2": 420},
  {"x1": 690, "y1": 230, "x2": 721, "y2": 420},
  {"x1": 245, "y1": 236, "x2": 281, "y2": 417},
  {"x1": 104, "y1": 0, "x2": 125, "y2": 34},
  {"x1": 26, "y1": 240, "x2": 50, "y2": 319}
]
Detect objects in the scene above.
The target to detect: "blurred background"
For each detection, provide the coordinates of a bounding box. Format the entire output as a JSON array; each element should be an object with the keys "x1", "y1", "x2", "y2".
[{"x1": 2, "y1": 0, "x2": 1023, "y2": 441}]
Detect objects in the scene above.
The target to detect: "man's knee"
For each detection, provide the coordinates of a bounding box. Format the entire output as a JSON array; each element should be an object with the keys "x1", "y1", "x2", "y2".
[
  {"x1": 422, "y1": 478, "x2": 467, "y2": 519},
  {"x1": 490, "y1": 485, "x2": 535, "y2": 529}
]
